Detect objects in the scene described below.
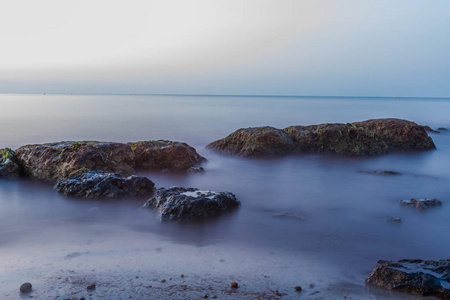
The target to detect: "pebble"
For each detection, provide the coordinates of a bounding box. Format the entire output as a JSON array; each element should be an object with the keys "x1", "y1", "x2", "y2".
[
  {"x1": 230, "y1": 282, "x2": 239, "y2": 288},
  {"x1": 86, "y1": 283, "x2": 96, "y2": 290},
  {"x1": 20, "y1": 282, "x2": 32, "y2": 293},
  {"x1": 294, "y1": 286, "x2": 302, "y2": 292}
]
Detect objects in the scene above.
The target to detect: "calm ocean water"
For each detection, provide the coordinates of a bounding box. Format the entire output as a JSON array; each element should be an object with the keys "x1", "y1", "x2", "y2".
[{"x1": 1, "y1": 94, "x2": 449, "y2": 299}]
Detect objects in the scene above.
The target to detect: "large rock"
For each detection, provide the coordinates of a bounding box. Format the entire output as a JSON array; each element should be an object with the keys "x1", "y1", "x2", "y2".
[
  {"x1": 0, "y1": 148, "x2": 21, "y2": 178},
  {"x1": 366, "y1": 259, "x2": 450, "y2": 298},
  {"x1": 15, "y1": 141, "x2": 136, "y2": 182},
  {"x1": 15, "y1": 140, "x2": 205, "y2": 182},
  {"x1": 352, "y1": 118, "x2": 435, "y2": 150},
  {"x1": 55, "y1": 170, "x2": 155, "y2": 199},
  {"x1": 208, "y1": 119, "x2": 435, "y2": 158},
  {"x1": 143, "y1": 187, "x2": 240, "y2": 221},
  {"x1": 129, "y1": 140, "x2": 206, "y2": 171},
  {"x1": 207, "y1": 126, "x2": 298, "y2": 157},
  {"x1": 284, "y1": 123, "x2": 388, "y2": 156}
]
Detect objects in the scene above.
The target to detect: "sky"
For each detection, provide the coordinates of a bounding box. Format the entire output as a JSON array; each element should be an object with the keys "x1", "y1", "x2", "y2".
[{"x1": 1, "y1": 0, "x2": 449, "y2": 97}]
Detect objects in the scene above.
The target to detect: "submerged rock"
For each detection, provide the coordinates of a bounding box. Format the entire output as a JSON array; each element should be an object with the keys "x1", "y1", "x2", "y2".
[
  {"x1": 423, "y1": 125, "x2": 440, "y2": 134},
  {"x1": 207, "y1": 126, "x2": 298, "y2": 157},
  {"x1": 400, "y1": 198, "x2": 442, "y2": 210},
  {"x1": 208, "y1": 118, "x2": 434, "y2": 158},
  {"x1": 143, "y1": 187, "x2": 240, "y2": 221},
  {"x1": 15, "y1": 140, "x2": 205, "y2": 182},
  {"x1": 360, "y1": 170, "x2": 402, "y2": 176},
  {"x1": 56, "y1": 171, "x2": 155, "y2": 199},
  {"x1": 0, "y1": 148, "x2": 21, "y2": 178},
  {"x1": 385, "y1": 216, "x2": 402, "y2": 224},
  {"x1": 129, "y1": 140, "x2": 206, "y2": 171},
  {"x1": 438, "y1": 127, "x2": 448, "y2": 131},
  {"x1": 365, "y1": 259, "x2": 450, "y2": 298}
]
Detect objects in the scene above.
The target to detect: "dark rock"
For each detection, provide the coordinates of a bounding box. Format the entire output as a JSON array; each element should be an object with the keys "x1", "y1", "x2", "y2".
[
  {"x1": 385, "y1": 216, "x2": 402, "y2": 224},
  {"x1": 19, "y1": 282, "x2": 32, "y2": 293},
  {"x1": 143, "y1": 187, "x2": 240, "y2": 221},
  {"x1": 187, "y1": 167, "x2": 205, "y2": 173},
  {"x1": 86, "y1": 283, "x2": 96, "y2": 290},
  {"x1": 438, "y1": 127, "x2": 448, "y2": 131},
  {"x1": 0, "y1": 148, "x2": 21, "y2": 178},
  {"x1": 207, "y1": 126, "x2": 298, "y2": 157},
  {"x1": 400, "y1": 198, "x2": 442, "y2": 210},
  {"x1": 208, "y1": 119, "x2": 434, "y2": 158},
  {"x1": 285, "y1": 123, "x2": 388, "y2": 156},
  {"x1": 360, "y1": 170, "x2": 402, "y2": 175},
  {"x1": 423, "y1": 126, "x2": 440, "y2": 134},
  {"x1": 55, "y1": 171, "x2": 155, "y2": 199},
  {"x1": 294, "y1": 286, "x2": 302, "y2": 292},
  {"x1": 15, "y1": 141, "x2": 136, "y2": 182},
  {"x1": 230, "y1": 282, "x2": 239, "y2": 288},
  {"x1": 365, "y1": 259, "x2": 450, "y2": 298},
  {"x1": 352, "y1": 119, "x2": 436, "y2": 150},
  {"x1": 129, "y1": 140, "x2": 206, "y2": 171}
]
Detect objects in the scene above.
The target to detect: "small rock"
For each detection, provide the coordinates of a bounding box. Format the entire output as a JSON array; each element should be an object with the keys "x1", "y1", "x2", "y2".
[
  {"x1": 230, "y1": 282, "x2": 239, "y2": 288},
  {"x1": 180, "y1": 274, "x2": 185, "y2": 278},
  {"x1": 19, "y1": 282, "x2": 32, "y2": 293},
  {"x1": 360, "y1": 170, "x2": 402, "y2": 175},
  {"x1": 438, "y1": 127, "x2": 448, "y2": 131},
  {"x1": 400, "y1": 198, "x2": 442, "y2": 210},
  {"x1": 385, "y1": 216, "x2": 402, "y2": 224},
  {"x1": 86, "y1": 283, "x2": 96, "y2": 290},
  {"x1": 294, "y1": 286, "x2": 302, "y2": 292},
  {"x1": 202, "y1": 295, "x2": 209, "y2": 299},
  {"x1": 160, "y1": 279, "x2": 166, "y2": 283},
  {"x1": 187, "y1": 167, "x2": 205, "y2": 173}
]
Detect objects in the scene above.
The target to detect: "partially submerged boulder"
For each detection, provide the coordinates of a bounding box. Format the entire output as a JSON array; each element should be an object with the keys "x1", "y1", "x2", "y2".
[
  {"x1": 208, "y1": 118, "x2": 435, "y2": 157},
  {"x1": 129, "y1": 140, "x2": 206, "y2": 171},
  {"x1": 56, "y1": 170, "x2": 155, "y2": 199},
  {"x1": 0, "y1": 148, "x2": 21, "y2": 178},
  {"x1": 400, "y1": 198, "x2": 442, "y2": 210},
  {"x1": 365, "y1": 259, "x2": 450, "y2": 298},
  {"x1": 285, "y1": 123, "x2": 388, "y2": 155},
  {"x1": 207, "y1": 126, "x2": 298, "y2": 157},
  {"x1": 15, "y1": 140, "x2": 205, "y2": 182},
  {"x1": 352, "y1": 119, "x2": 435, "y2": 150},
  {"x1": 15, "y1": 141, "x2": 135, "y2": 182},
  {"x1": 143, "y1": 187, "x2": 240, "y2": 221}
]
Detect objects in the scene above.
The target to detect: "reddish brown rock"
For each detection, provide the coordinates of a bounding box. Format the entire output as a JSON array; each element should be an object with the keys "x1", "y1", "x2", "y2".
[
  {"x1": 15, "y1": 141, "x2": 135, "y2": 182},
  {"x1": 129, "y1": 140, "x2": 206, "y2": 171},
  {"x1": 207, "y1": 126, "x2": 298, "y2": 157}
]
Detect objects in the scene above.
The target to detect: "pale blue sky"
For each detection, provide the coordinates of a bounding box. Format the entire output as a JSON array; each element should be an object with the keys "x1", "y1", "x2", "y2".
[{"x1": 1, "y1": 0, "x2": 449, "y2": 97}]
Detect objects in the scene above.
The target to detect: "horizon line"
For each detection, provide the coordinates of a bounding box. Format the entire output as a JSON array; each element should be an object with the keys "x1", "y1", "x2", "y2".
[{"x1": 0, "y1": 92, "x2": 449, "y2": 100}]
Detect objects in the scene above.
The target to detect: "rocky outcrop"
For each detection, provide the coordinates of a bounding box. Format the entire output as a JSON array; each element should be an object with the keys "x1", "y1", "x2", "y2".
[
  {"x1": 143, "y1": 187, "x2": 240, "y2": 221},
  {"x1": 352, "y1": 119, "x2": 435, "y2": 150},
  {"x1": 15, "y1": 141, "x2": 136, "y2": 182},
  {"x1": 207, "y1": 127, "x2": 298, "y2": 157},
  {"x1": 14, "y1": 140, "x2": 205, "y2": 182},
  {"x1": 55, "y1": 171, "x2": 155, "y2": 199},
  {"x1": 365, "y1": 259, "x2": 450, "y2": 298},
  {"x1": 285, "y1": 123, "x2": 388, "y2": 156},
  {"x1": 360, "y1": 170, "x2": 402, "y2": 175},
  {"x1": 400, "y1": 198, "x2": 442, "y2": 210},
  {"x1": 0, "y1": 148, "x2": 21, "y2": 178},
  {"x1": 208, "y1": 119, "x2": 435, "y2": 157},
  {"x1": 129, "y1": 140, "x2": 206, "y2": 171}
]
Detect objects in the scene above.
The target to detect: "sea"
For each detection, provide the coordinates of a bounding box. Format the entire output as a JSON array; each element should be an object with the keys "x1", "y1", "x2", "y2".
[{"x1": 0, "y1": 94, "x2": 449, "y2": 299}]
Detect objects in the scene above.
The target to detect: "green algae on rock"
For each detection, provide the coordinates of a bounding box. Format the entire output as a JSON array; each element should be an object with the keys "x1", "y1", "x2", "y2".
[{"x1": 0, "y1": 148, "x2": 21, "y2": 178}]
